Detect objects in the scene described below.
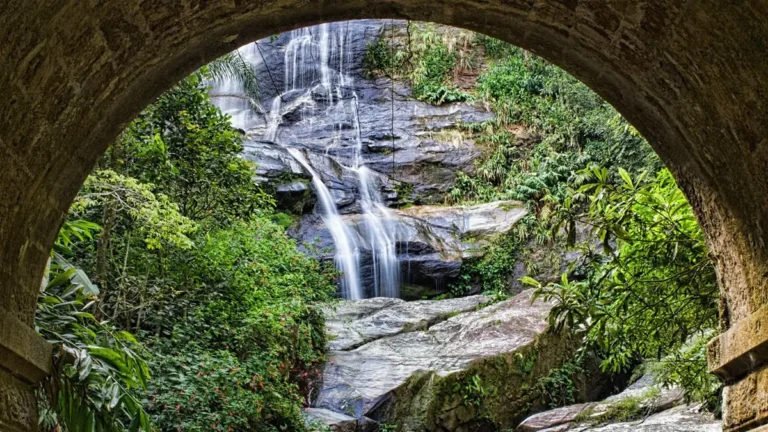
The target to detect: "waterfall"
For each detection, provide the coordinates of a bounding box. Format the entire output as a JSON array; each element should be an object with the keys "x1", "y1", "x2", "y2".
[
  {"x1": 211, "y1": 22, "x2": 402, "y2": 299},
  {"x1": 286, "y1": 148, "x2": 363, "y2": 300},
  {"x1": 265, "y1": 97, "x2": 282, "y2": 142},
  {"x1": 357, "y1": 166, "x2": 400, "y2": 298},
  {"x1": 350, "y1": 91, "x2": 400, "y2": 298},
  {"x1": 284, "y1": 29, "x2": 313, "y2": 91}
]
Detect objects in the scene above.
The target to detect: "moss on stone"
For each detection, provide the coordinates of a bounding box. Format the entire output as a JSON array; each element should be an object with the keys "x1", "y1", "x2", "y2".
[
  {"x1": 573, "y1": 387, "x2": 661, "y2": 426},
  {"x1": 377, "y1": 329, "x2": 582, "y2": 431}
]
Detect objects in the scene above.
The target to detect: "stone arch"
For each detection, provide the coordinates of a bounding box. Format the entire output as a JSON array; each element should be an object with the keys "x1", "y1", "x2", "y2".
[{"x1": 2, "y1": 2, "x2": 768, "y2": 431}]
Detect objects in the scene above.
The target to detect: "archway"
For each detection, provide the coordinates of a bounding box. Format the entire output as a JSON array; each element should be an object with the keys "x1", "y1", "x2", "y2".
[{"x1": 2, "y1": 2, "x2": 768, "y2": 431}]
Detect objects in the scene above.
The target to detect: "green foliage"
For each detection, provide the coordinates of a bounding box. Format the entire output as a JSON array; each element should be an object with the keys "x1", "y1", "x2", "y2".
[
  {"x1": 529, "y1": 168, "x2": 720, "y2": 402},
  {"x1": 378, "y1": 424, "x2": 398, "y2": 432},
  {"x1": 38, "y1": 224, "x2": 151, "y2": 432},
  {"x1": 533, "y1": 359, "x2": 582, "y2": 408},
  {"x1": 171, "y1": 218, "x2": 335, "y2": 358},
  {"x1": 52, "y1": 62, "x2": 336, "y2": 432},
  {"x1": 120, "y1": 71, "x2": 273, "y2": 224},
  {"x1": 271, "y1": 211, "x2": 294, "y2": 229},
  {"x1": 145, "y1": 349, "x2": 309, "y2": 432},
  {"x1": 141, "y1": 218, "x2": 335, "y2": 432},
  {"x1": 515, "y1": 351, "x2": 537, "y2": 375},
  {"x1": 65, "y1": 70, "x2": 275, "y2": 333},
  {"x1": 449, "y1": 39, "x2": 658, "y2": 208},
  {"x1": 364, "y1": 22, "x2": 471, "y2": 105},
  {"x1": 450, "y1": 230, "x2": 524, "y2": 296},
  {"x1": 451, "y1": 375, "x2": 489, "y2": 408},
  {"x1": 476, "y1": 34, "x2": 517, "y2": 59},
  {"x1": 55, "y1": 220, "x2": 101, "y2": 255},
  {"x1": 363, "y1": 38, "x2": 403, "y2": 78},
  {"x1": 73, "y1": 170, "x2": 197, "y2": 251},
  {"x1": 475, "y1": 46, "x2": 653, "y2": 167},
  {"x1": 432, "y1": 32, "x2": 719, "y2": 404},
  {"x1": 411, "y1": 43, "x2": 470, "y2": 104},
  {"x1": 393, "y1": 182, "x2": 415, "y2": 207},
  {"x1": 443, "y1": 38, "x2": 661, "y2": 313},
  {"x1": 648, "y1": 333, "x2": 722, "y2": 411},
  {"x1": 206, "y1": 52, "x2": 260, "y2": 104}
]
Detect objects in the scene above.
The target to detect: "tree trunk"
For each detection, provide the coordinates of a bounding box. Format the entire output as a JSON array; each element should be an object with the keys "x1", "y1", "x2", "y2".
[
  {"x1": 94, "y1": 200, "x2": 117, "y2": 320},
  {"x1": 95, "y1": 134, "x2": 125, "y2": 319}
]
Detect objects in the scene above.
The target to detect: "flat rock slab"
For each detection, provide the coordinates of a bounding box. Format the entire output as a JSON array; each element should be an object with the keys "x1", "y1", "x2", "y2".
[
  {"x1": 325, "y1": 295, "x2": 490, "y2": 351},
  {"x1": 316, "y1": 290, "x2": 552, "y2": 417},
  {"x1": 568, "y1": 404, "x2": 721, "y2": 432},
  {"x1": 395, "y1": 201, "x2": 528, "y2": 253},
  {"x1": 517, "y1": 373, "x2": 719, "y2": 432},
  {"x1": 517, "y1": 404, "x2": 592, "y2": 432}
]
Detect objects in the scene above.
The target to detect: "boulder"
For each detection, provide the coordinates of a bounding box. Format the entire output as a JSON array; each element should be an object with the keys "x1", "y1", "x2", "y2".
[
  {"x1": 517, "y1": 404, "x2": 593, "y2": 432},
  {"x1": 567, "y1": 405, "x2": 721, "y2": 432},
  {"x1": 241, "y1": 141, "x2": 318, "y2": 212},
  {"x1": 304, "y1": 408, "x2": 358, "y2": 432},
  {"x1": 516, "y1": 374, "x2": 719, "y2": 432},
  {"x1": 314, "y1": 290, "x2": 600, "y2": 431},
  {"x1": 393, "y1": 201, "x2": 527, "y2": 298}
]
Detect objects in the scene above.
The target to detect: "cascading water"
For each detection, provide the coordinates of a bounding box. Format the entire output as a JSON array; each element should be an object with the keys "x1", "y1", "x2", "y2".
[
  {"x1": 356, "y1": 166, "x2": 400, "y2": 297},
  {"x1": 211, "y1": 22, "x2": 401, "y2": 299},
  {"x1": 287, "y1": 148, "x2": 363, "y2": 300},
  {"x1": 349, "y1": 92, "x2": 400, "y2": 298}
]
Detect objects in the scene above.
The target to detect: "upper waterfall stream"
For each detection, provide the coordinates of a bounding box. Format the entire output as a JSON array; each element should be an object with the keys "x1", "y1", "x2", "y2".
[{"x1": 212, "y1": 23, "x2": 401, "y2": 299}]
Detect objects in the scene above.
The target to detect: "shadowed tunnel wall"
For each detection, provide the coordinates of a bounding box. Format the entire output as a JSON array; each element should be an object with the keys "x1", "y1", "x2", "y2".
[{"x1": 2, "y1": 1, "x2": 768, "y2": 431}]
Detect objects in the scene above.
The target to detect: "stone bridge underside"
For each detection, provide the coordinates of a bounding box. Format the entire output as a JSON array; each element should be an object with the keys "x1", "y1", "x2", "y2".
[{"x1": 2, "y1": 1, "x2": 768, "y2": 431}]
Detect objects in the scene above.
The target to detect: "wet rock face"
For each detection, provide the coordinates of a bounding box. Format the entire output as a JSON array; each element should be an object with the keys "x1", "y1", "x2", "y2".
[
  {"x1": 313, "y1": 290, "x2": 560, "y2": 429},
  {"x1": 231, "y1": 20, "x2": 502, "y2": 301},
  {"x1": 324, "y1": 295, "x2": 491, "y2": 351},
  {"x1": 291, "y1": 201, "x2": 527, "y2": 298},
  {"x1": 231, "y1": 20, "x2": 493, "y2": 211}
]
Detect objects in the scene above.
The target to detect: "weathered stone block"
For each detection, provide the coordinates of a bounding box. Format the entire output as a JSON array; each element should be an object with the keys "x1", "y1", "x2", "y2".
[
  {"x1": 709, "y1": 304, "x2": 768, "y2": 381},
  {"x1": 0, "y1": 306, "x2": 51, "y2": 384},
  {"x1": 723, "y1": 364, "x2": 768, "y2": 432},
  {"x1": 0, "y1": 369, "x2": 37, "y2": 432}
]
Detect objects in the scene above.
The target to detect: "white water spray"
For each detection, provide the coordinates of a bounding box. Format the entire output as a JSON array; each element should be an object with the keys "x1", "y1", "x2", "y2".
[
  {"x1": 211, "y1": 23, "x2": 402, "y2": 299},
  {"x1": 287, "y1": 148, "x2": 363, "y2": 299}
]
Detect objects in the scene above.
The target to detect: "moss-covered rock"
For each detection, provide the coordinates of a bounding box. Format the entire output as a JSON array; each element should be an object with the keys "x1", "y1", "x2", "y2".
[
  {"x1": 314, "y1": 290, "x2": 621, "y2": 431},
  {"x1": 374, "y1": 328, "x2": 579, "y2": 431}
]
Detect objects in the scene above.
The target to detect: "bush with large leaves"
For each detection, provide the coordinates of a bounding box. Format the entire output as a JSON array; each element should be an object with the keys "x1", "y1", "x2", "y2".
[
  {"x1": 37, "y1": 222, "x2": 151, "y2": 432},
  {"x1": 525, "y1": 168, "x2": 721, "y2": 404},
  {"x1": 47, "y1": 62, "x2": 335, "y2": 432},
  {"x1": 144, "y1": 218, "x2": 335, "y2": 432}
]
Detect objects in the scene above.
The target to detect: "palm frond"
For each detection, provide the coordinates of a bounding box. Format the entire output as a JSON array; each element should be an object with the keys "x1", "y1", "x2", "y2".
[{"x1": 207, "y1": 52, "x2": 261, "y2": 104}]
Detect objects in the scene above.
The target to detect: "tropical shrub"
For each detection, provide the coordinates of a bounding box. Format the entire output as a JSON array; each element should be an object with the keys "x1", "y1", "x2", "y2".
[
  {"x1": 46, "y1": 64, "x2": 335, "y2": 432},
  {"x1": 38, "y1": 222, "x2": 151, "y2": 432},
  {"x1": 526, "y1": 167, "x2": 720, "y2": 402}
]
